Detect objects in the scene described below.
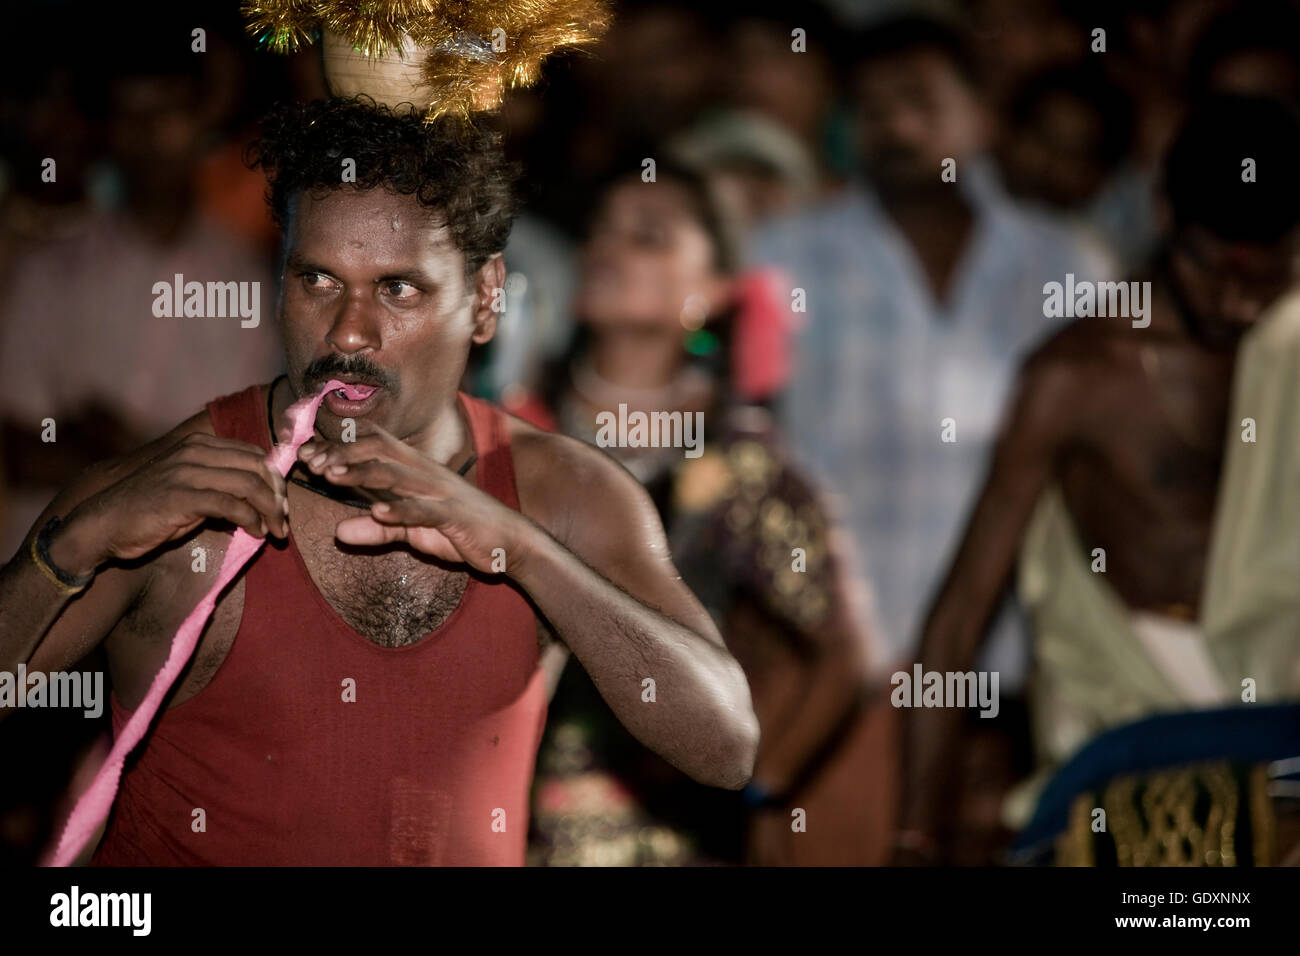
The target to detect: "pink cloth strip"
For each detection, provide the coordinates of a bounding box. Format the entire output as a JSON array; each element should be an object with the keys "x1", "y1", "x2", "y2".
[{"x1": 46, "y1": 379, "x2": 344, "y2": 866}]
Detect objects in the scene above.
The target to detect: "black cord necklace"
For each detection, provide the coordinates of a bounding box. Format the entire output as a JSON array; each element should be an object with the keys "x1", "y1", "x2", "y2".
[{"x1": 266, "y1": 375, "x2": 477, "y2": 510}]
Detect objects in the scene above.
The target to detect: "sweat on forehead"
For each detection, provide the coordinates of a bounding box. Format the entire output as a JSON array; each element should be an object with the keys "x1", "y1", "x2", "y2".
[
  {"x1": 282, "y1": 188, "x2": 467, "y2": 275},
  {"x1": 287, "y1": 188, "x2": 452, "y2": 240}
]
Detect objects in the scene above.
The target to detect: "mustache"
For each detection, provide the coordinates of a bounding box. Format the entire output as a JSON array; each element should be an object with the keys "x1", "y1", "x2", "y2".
[{"x1": 302, "y1": 355, "x2": 398, "y2": 394}]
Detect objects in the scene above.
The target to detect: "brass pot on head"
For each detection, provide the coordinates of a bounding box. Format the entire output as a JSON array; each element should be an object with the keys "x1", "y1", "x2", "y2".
[
  {"x1": 320, "y1": 29, "x2": 435, "y2": 112},
  {"x1": 319, "y1": 29, "x2": 505, "y2": 116}
]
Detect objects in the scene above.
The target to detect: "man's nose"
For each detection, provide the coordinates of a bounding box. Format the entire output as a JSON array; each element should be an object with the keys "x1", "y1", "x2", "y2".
[{"x1": 325, "y1": 291, "x2": 382, "y2": 353}]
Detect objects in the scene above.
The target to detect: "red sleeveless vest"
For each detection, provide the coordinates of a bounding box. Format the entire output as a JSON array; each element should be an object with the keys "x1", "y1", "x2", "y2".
[{"x1": 92, "y1": 384, "x2": 547, "y2": 865}]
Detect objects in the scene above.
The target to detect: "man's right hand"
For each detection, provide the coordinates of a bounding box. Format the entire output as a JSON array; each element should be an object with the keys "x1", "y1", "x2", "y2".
[{"x1": 49, "y1": 432, "x2": 289, "y2": 578}]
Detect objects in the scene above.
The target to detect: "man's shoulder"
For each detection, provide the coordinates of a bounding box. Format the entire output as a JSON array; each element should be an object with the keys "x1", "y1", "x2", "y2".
[
  {"x1": 503, "y1": 411, "x2": 652, "y2": 541},
  {"x1": 1022, "y1": 317, "x2": 1157, "y2": 394},
  {"x1": 505, "y1": 411, "x2": 637, "y2": 489}
]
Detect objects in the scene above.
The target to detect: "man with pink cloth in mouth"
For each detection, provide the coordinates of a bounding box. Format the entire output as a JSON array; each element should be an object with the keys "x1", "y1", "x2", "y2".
[{"x1": 0, "y1": 98, "x2": 759, "y2": 865}]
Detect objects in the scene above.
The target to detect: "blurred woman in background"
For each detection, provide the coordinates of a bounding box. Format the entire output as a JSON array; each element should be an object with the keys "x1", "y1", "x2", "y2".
[{"x1": 519, "y1": 159, "x2": 897, "y2": 865}]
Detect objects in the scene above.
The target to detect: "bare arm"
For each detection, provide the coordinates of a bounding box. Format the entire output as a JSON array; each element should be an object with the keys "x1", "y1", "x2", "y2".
[
  {"x1": 0, "y1": 449, "x2": 168, "y2": 700},
  {"x1": 510, "y1": 438, "x2": 759, "y2": 790},
  {"x1": 1, "y1": 415, "x2": 291, "y2": 720},
  {"x1": 899, "y1": 349, "x2": 1077, "y2": 855},
  {"x1": 511, "y1": 523, "x2": 758, "y2": 789}
]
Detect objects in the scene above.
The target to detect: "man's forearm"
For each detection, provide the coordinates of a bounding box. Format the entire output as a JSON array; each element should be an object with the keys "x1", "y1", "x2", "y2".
[
  {"x1": 0, "y1": 547, "x2": 85, "y2": 711},
  {"x1": 510, "y1": 529, "x2": 758, "y2": 790},
  {"x1": 899, "y1": 609, "x2": 989, "y2": 842},
  {"x1": 901, "y1": 700, "x2": 968, "y2": 836},
  {"x1": 0, "y1": 505, "x2": 127, "y2": 722}
]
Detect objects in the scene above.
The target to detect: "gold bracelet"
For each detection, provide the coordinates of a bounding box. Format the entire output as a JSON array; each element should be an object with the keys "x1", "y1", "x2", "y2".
[{"x1": 29, "y1": 517, "x2": 92, "y2": 595}]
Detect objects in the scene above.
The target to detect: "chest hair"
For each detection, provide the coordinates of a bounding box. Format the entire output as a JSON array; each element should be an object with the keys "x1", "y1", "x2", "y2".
[{"x1": 312, "y1": 548, "x2": 470, "y2": 647}]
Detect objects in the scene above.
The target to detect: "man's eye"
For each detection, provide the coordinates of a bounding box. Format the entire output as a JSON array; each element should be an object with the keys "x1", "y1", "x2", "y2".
[
  {"x1": 384, "y1": 281, "x2": 418, "y2": 299},
  {"x1": 302, "y1": 273, "x2": 338, "y2": 291}
]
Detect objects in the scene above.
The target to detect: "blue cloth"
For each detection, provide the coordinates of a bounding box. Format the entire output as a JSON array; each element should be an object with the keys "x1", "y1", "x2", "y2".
[{"x1": 751, "y1": 173, "x2": 1117, "y2": 665}]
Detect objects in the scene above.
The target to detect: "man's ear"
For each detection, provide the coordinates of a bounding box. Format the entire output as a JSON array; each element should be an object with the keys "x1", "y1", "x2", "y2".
[{"x1": 471, "y1": 254, "x2": 506, "y2": 345}]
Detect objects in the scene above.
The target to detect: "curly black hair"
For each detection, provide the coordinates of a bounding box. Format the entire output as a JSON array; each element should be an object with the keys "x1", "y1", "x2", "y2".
[
  {"x1": 246, "y1": 97, "x2": 519, "y2": 277},
  {"x1": 1163, "y1": 94, "x2": 1300, "y2": 244}
]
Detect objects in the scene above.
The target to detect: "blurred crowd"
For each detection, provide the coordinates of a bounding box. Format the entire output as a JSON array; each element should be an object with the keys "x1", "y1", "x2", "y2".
[{"x1": 3, "y1": 0, "x2": 1300, "y2": 865}]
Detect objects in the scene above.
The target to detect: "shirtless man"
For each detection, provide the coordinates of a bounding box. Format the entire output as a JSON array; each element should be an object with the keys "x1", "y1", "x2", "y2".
[
  {"x1": 0, "y1": 99, "x2": 758, "y2": 865},
  {"x1": 898, "y1": 95, "x2": 1300, "y2": 862}
]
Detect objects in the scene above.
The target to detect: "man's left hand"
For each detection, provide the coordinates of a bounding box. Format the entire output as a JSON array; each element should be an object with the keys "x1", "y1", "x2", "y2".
[{"x1": 297, "y1": 429, "x2": 538, "y2": 573}]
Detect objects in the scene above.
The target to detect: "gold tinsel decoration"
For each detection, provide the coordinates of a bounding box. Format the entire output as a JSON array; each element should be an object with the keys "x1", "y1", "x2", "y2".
[
  {"x1": 319, "y1": 0, "x2": 439, "y2": 58},
  {"x1": 241, "y1": 0, "x2": 610, "y2": 121},
  {"x1": 241, "y1": 0, "x2": 320, "y2": 54}
]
